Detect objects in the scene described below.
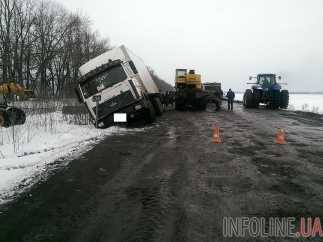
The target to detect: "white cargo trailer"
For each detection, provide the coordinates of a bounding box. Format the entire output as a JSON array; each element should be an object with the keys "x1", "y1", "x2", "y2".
[{"x1": 76, "y1": 45, "x2": 163, "y2": 128}]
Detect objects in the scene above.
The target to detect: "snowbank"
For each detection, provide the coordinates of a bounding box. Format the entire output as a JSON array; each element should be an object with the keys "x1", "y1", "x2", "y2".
[{"x1": 0, "y1": 111, "x2": 137, "y2": 204}]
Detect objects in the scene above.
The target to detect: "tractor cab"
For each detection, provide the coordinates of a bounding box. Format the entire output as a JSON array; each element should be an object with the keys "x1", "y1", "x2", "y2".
[
  {"x1": 252, "y1": 74, "x2": 281, "y2": 91},
  {"x1": 255, "y1": 74, "x2": 281, "y2": 91}
]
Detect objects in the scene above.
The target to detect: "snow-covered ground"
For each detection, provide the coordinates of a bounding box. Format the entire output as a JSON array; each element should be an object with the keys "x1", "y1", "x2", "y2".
[
  {"x1": 235, "y1": 93, "x2": 323, "y2": 114},
  {"x1": 0, "y1": 110, "x2": 144, "y2": 204}
]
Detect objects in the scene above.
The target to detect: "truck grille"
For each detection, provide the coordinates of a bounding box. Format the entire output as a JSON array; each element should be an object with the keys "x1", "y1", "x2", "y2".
[{"x1": 93, "y1": 91, "x2": 135, "y2": 119}]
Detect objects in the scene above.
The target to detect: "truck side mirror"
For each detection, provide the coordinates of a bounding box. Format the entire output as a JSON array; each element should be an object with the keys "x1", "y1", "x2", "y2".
[
  {"x1": 129, "y1": 61, "x2": 138, "y2": 74},
  {"x1": 249, "y1": 76, "x2": 253, "y2": 80},
  {"x1": 74, "y1": 87, "x2": 83, "y2": 103},
  {"x1": 278, "y1": 76, "x2": 282, "y2": 80}
]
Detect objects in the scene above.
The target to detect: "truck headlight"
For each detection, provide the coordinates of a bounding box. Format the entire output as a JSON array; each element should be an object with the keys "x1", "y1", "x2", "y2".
[{"x1": 134, "y1": 104, "x2": 142, "y2": 110}]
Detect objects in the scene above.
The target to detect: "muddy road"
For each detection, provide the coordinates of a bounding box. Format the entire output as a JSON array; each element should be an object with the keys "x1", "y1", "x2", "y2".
[{"x1": 0, "y1": 104, "x2": 323, "y2": 242}]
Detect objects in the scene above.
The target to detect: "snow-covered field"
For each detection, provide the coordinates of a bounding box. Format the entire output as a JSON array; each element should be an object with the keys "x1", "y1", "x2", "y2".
[
  {"x1": 0, "y1": 105, "x2": 144, "y2": 204},
  {"x1": 235, "y1": 93, "x2": 323, "y2": 114}
]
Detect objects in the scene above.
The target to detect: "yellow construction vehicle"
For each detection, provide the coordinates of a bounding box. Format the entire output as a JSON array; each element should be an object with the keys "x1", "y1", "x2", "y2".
[
  {"x1": 175, "y1": 69, "x2": 208, "y2": 110},
  {"x1": 0, "y1": 83, "x2": 27, "y2": 128}
]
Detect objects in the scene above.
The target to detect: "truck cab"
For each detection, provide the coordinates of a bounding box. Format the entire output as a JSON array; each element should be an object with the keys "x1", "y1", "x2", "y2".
[{"x1": 76, "y1": 46, "x2": 162, "y2": 128}]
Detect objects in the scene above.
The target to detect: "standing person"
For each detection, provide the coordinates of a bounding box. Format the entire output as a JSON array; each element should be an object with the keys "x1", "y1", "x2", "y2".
[{"x1": 226, "y1": 89, "x2": 235, "y2": 111}]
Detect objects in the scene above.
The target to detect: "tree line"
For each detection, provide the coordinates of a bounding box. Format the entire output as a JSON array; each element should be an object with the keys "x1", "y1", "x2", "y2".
[{"x1": 0, "y1": 0, "x2": 110, "y2": 98}]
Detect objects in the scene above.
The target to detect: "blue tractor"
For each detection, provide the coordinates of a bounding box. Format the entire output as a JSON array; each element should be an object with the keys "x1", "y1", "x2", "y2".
[{"x1": 243, "y1": 74, "x2": 289, "y2": 109}]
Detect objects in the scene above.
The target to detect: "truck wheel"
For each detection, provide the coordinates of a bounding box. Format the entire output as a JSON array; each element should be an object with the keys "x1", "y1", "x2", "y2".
[
  {"x1": 151, "y1": 97, "x2": 163, "y2": 116},
  {"x1": 280, "y1": 90, "x2": 289, "y2": 109},
  {"x1": 175, "y1": 97, "x2": 185, "y2": 111},
  {"x1": 0, "y1": 113, "x2": 4, "y2": 127},
  {"x1": 7, "y1": 107, "x2": 26, "y2": 126},
  {"x1": 243, "y1": 89, "x2": 254, "y2": 108},
  {"x1": 145, "y1": 101, "x2": 156, "y2": 124}
]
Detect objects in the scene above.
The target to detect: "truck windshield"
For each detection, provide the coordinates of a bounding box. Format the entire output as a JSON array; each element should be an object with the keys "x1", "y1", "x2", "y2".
[{"x1": 80, "y1": 64, "x2": 127, "y2": 99}]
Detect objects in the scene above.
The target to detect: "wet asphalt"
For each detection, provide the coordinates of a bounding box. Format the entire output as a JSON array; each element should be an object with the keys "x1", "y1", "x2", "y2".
[{"x1": 0, "y1": 104, "x2": 323, "y2": 242}]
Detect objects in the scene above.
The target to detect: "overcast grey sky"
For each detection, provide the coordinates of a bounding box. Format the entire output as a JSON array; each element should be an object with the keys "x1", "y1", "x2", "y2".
[{"x1": 56, "y1": 0, "x2": 323, "y2": 92}]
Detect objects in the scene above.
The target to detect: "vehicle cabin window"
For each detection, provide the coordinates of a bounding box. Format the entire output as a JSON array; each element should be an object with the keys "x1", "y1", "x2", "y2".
[
  {"x1": 81, "y1": 64, "x2": 127, "y2": 99},
  {"x1": 176, "y1": 70, "x2": 187, "y2": 77},
  {"x1": 259, "y1": 76, "x2": 275, "y2": 86}
]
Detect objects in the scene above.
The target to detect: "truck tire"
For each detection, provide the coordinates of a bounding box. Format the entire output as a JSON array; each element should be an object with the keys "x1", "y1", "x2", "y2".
[
  {"x1": 6, "y1": 107, "x2": 26, "y2": 126},
  {"x1": 175, "y1": 102, "x2": 184, "y2": 111},
  {"x1": 280, "y1": 90, "x2": 289, "y2": 109},
  {"x1": 144, "y1": 101, "x2": 156, "y2": 124},
  {"x1": 243, "y1": 89, "x2": 254, "y2": 108},
  {"x1": 175, "y1": 97, "x2": 185, "y2": 111},
  {"x1": 151, "y1": 96, "x2": 163, "y2": 116}
]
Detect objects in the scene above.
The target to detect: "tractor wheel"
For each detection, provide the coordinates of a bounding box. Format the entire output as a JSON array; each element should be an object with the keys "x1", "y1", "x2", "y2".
[
  {"x1": 194, "y1": 98, "x2": 207, "y2": 111},
  {"x1": 243, "y1": 89, "x2": 255, "y2": 108},
  {"x1": 280, "y1": 90, "x2": 289, "y2": 109},
  {"x1": 175, "y1": 98, "x2": 185, "y2": 111},
  {"x1": 0, "y1": 111, "x2": 10, "y2": 128},
  {"x1": 0, "y1": 113, "x2": 4, "y2": 127},
  {"x1": 252, "y1": 89, "x2": 261, "y2": 108},
  {"x1": 197, "y1": 102, "x2": 207, "y2": 111},
  {"x1": 7, "y1": 107, "x2": 26, "y2": 126},
  {"x1": 269, "y1": 90, "x2": 281, "y2": 109}
]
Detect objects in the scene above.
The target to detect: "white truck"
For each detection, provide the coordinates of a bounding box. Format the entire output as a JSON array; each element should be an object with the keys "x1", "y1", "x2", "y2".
[{"x1": 75, "y1": 45, "x2": 163, "y2": 128}]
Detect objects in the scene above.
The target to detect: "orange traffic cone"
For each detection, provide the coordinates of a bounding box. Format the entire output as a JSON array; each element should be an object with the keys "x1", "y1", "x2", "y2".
[
  {"x1": 212, "y1": 126, "x2": 222, "y2": 144},
  {"x1": 276, "y1": 128, "x2": 286, "y2": 145}
]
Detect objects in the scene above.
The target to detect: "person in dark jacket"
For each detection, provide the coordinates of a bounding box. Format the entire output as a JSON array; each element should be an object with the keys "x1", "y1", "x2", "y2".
[{"x1": 226, "y1": 89, "x2": 235, "y2": 111}]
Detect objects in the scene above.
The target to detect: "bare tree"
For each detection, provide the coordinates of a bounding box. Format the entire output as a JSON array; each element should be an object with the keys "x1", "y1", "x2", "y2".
[{"x1": 0, "y1": 0, "x2": 110, "y2": 98}]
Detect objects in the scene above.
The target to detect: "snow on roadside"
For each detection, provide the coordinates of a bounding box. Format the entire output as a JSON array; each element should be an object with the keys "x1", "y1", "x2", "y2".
[{"x1": 0, "y1": 112, "x2": 141, "y2": 205}]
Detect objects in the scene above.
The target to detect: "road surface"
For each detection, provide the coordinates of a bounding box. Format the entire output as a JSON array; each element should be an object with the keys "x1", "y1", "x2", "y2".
[{"x1": 1, "y1": 104, "x2": 323, "y2": 242}]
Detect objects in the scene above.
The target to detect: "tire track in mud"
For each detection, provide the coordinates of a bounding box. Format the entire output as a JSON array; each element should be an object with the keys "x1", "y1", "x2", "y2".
[
  {"x1": 70, "y1": 114, "x2": 194, "y2": 242},
  {"x1": 217, "y1": 106, "x2": 323, "y2": 227}
]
